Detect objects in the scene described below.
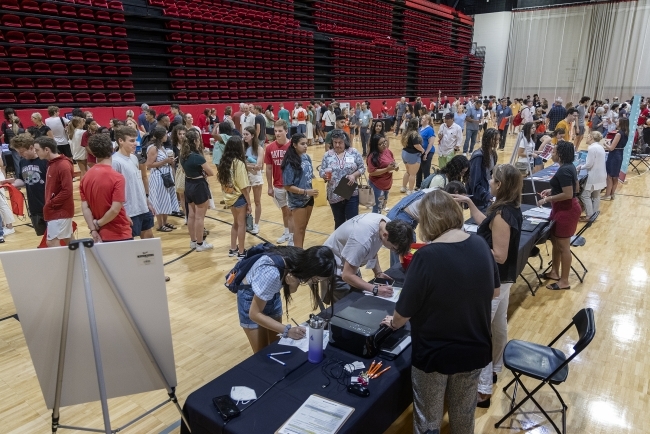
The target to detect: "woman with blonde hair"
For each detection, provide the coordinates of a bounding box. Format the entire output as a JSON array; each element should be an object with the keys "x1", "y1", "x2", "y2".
[
  {"x1": 29, "y1": 113, "x2": 54, "y2": 139},
  {"x1": 400, "y1": 118, "x2": 425, "y2": 195},
  {"x1": 382, "y1": 190, "x2": 499, "y2": 434},
  {"x1": 453, "y1": 164, "x2": 523, "y2": 407},
  {"x1": 68, "y1": 117, "x2": 87, "y2": 178}
]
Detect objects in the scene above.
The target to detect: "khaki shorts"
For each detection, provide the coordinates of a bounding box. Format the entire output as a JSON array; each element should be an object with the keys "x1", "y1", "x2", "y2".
[{"x1": 273, "y1": 187, "x2": 288, "y2": 208}]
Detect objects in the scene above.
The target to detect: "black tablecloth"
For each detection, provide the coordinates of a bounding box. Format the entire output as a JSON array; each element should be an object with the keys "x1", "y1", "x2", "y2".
[
  {"x1": 466, "y1": 204, "x2": 548, "y2": 277},
  {"x1": 522, "y1": 164, "x2": 587, "y2": 206},
  {"x1": 181, "y1": 292, "x2": 413, "y2": 434}
]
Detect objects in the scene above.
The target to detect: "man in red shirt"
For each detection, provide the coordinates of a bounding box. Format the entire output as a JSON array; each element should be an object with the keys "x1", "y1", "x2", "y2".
[
  {"x1": 34, "y1": 137, "x2": 74, "y2": 247},
  {"x1": 264, "y1": 119, "x2": 294, "y2": 245},
  {"x1": 80, "y1": 133, "x2": 133, "y2": 243}
]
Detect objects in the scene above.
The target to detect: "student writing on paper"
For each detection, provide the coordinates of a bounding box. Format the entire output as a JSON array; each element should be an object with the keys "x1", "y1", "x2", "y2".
[
  {"x1": 236, "y1": 246, "x2": 335, "y2": 353},
  {"x1": 320, "y1": 214, "x2": 413, "y2": 303}
]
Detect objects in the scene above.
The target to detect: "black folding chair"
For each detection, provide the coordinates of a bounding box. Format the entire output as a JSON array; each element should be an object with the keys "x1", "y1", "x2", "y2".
[
  {"x1": 629, "y1": 153, "x2": 650, "y2": 175},
  {"x1": 543, "y1": 212, "x2": 598, "y2": 283},
  {"x1": 519, "y1": 221, "x2": 554, "y2": 296},
  {"x1": 495, "y1": 308, "x2": 596, "y2": 434}
]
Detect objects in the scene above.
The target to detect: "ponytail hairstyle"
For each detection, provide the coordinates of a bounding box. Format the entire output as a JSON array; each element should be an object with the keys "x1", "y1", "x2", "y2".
[
  {"x1": 67, "y1": 117, "x2": 85, "y2": 140},
  {"x1": 181, "y1": 129, "x2": 202, "y2": 163},
  {"x1": 401, "y1": 118, "x2": 420, "y2": 148},
  {"x1": 281, "y1": 133, "x2": 306, "y2": 172},
  {"x1": 218, "y1": 136, "x2": 245, "y2": 186}
]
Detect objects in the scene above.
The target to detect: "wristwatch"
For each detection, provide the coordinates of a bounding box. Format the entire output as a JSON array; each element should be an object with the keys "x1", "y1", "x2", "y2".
[{"x1": 372, "y1": 284, "x2": 379, "y2": 296}]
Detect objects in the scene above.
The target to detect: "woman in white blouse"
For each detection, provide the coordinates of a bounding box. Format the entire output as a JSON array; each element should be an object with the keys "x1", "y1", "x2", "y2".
[{"x1": 577, "y1": 130, "x2": 607, "y2": 220}]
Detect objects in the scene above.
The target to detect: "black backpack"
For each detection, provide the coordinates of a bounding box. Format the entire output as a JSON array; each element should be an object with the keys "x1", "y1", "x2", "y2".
[{"x1": 224, "y1": 243, "x2": 285, "y2": 293}]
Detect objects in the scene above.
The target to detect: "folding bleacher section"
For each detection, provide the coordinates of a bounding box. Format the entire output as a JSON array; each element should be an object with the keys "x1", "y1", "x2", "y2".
[
  {"x1": 0, "y1": 0, "x2": 484, "y2": 107},
  {"x1": 0, "y1": 0, "x2": 130, "y2": 104}
]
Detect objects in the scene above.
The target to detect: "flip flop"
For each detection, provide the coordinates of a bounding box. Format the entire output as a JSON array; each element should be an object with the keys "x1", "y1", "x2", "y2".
[
  {"x1": 542, "y1": 273, "x2": 560, "y2": 281},
  {"x1": 164, "y1": 223, "x2": 177, "y2": 230},
  {"x1": 157, "y1": 226, "x2": 172, "y2": 232},
  {"x1": 546, "y1": 283, "x2": 570, "y2": 290}
]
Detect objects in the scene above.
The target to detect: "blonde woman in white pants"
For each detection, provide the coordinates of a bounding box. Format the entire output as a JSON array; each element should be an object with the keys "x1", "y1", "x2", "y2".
[{"x1": 452, "y1": 163, "x2": 523, "y2": 408}]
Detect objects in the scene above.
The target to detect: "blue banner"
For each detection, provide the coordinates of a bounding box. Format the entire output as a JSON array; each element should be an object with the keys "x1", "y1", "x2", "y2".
[{"x1": 620, "y1": 94, "x2": 640, "y2": 180}]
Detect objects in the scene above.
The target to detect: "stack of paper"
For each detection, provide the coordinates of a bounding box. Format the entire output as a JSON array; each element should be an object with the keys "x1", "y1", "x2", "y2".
[
  {"x1": 463, "y1": 224, "x2": 479, "y2": 233},
  {"x1": 523, "y1": 207, "x2": 551, "y2": 219},
  {"x1": 277, "y1": 395, "x2": 355, "y2": 434}
]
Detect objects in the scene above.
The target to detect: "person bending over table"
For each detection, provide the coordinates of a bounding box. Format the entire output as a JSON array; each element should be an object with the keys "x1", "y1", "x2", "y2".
[
  {"x1": 453, "y1": 164, "x2": 523, "y2": 408},
  {"x1": 239, "y1": 246, "x2": 336, "y2": 353},
  {"x1": 538, "y1": 141, "x2": 581, "y2": 290},
  {"x1": 468, "y1": 128, "x2": 499, "y2": 211},
  {"x1": 382, "y1": 190, "x2": 500, "y2": 434},
  {"x1": 320, "y1": 213, "x2": 413, "y2": 303}
]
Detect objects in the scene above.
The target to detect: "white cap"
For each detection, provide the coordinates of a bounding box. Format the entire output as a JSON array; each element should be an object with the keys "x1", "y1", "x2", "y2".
[{"x1": 555, "y1": 97, "x2": 563, "y2": 103}]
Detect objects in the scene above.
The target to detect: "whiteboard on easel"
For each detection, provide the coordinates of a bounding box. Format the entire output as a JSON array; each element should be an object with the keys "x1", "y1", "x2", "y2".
[{"x1": 0, "y1": 238, "x2": 177, "y2": 409}]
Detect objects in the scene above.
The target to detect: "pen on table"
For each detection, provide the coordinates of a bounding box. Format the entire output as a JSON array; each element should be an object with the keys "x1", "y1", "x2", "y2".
[
  {"x1": 268, "y1": 356, "x2": 286, "y2": 366},
  {"x1": 269, "y1": 351, "x2": 291, "y2": 356}
]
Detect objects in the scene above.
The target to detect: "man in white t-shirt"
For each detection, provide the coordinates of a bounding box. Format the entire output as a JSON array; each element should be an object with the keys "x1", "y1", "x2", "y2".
[
  {"x1": 320, "y1": 213, "x2": 414, "y2": 302},
  {"x1": 438, "y1": 113, "x2": 463, "y2": 168},
  {"x1": 520, "y1": 99, "x2": 535, "y2": 125},
  {"x1": 240, "y1": 104, "x2": 255, "y2": 133},
  {"x1": 322, "y1": 106, "x2": 336, "y2": 132},
  {"x1": 292, "y1": 102, "x2": 308, "y2": 135},
  {"x1": 44, "y1": 106, "x2": 72, "y2": 158},
  {"x1": 112, "y1": 126, "x2": 155, "y2": 239}
]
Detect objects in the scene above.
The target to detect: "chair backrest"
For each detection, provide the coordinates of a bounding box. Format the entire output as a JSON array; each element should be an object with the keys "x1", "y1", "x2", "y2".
[
  {"x1": 571, "y1": 308, "x2": 596, "y2": 354},
  {"x1": 535, "y1": 220, "x2": 555, "y2": 246}
]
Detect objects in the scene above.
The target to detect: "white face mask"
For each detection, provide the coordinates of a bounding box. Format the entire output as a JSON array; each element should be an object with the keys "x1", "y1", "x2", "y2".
[{"x1": 230, "y1": 386, "x2": 257, "y2": 404}]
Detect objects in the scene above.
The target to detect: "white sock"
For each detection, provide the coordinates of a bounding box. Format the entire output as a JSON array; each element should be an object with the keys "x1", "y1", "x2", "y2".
[{"x1": 284, "y1": 228, "x2": 289, "y2": 235}]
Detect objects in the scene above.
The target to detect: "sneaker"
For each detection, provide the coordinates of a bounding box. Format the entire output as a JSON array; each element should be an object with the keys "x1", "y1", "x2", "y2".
[
  {"x1": 228, "y1": 246, "x2": 239, "y2": 256},
  {"x1": 277, "y1": 232, "x2": 290, "y2": 244},
  {"x1": 601, "y1": 196, "x2": 612, "y2": 201},
  {"x1": 237, "y1": 249, "x2": 247, "y2": 260},
  {"x1": 190, "y1": 241, "x2": 197, "y2": 249},
  {"x1": 0, "y1": 236, "x2": 5, "y2": 243},
  {"x1": 400, "y1": 187, "x2": 407, "y2": 193},
  {"x1": 251, "y1": 224, "x2": 259, "y2": 235},
  {"x1": 3, "y1": 227, "x2": 15, "y2": 236},
  {"x1": 406, "y1": 189, "x2": 412, "y2": 195},
  {"x1": 195, "y1": 242, "x2": 213, "y2": 252},
  {"x1": 287, "y1": 234, "x2": 294, "y2": 247}
]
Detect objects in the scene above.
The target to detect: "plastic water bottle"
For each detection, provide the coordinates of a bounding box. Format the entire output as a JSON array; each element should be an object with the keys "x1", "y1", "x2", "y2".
[{"x1": 308, "y1": 315, "x2": 324, "y2": 364}]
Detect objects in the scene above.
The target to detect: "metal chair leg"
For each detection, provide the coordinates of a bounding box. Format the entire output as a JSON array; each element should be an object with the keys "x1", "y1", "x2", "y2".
[
  {"x1": 519, "y1": 273, "x2": 536, "y2": 296},
  {"x1": 527, "y1": 261, "x2": 543, "y2": 285}
]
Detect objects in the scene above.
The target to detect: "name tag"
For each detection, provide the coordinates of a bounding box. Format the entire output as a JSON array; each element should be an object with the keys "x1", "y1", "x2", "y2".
[{"x1": 345, "y1": 156, "x2": 354, "y2": 164}]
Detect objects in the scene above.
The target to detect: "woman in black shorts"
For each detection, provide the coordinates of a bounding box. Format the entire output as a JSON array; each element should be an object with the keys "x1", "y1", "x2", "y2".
[{"x1": 181, "y1": 130, "x2": 214, "y2": 251}]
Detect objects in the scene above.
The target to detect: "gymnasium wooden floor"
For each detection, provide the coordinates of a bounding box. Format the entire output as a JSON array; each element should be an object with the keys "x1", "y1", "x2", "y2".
[{"x1": 0, "y1": 129, "x2": 648, "y2": 434}]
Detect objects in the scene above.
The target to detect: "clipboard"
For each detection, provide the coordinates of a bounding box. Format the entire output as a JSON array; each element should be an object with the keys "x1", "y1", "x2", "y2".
[
  {"x1": 276, "y1": 394, "x2": 355, "y2": 434},
  {"x1": 333, "y1": 177, "x2": 358, "y2": 200}
]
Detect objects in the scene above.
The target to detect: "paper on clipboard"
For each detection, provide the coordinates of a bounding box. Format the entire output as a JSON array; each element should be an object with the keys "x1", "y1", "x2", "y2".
[
  {"x1": 333, "y1": 177, "x2": 358, "y2": 200},
  {"x1": 276, "y1": 395, "x2": 355, "y2": 434}
]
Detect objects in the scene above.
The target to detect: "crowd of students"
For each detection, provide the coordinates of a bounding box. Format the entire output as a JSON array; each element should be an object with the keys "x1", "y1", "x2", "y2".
[{"x1": 0, "y1": 91, "x2": 640, "y2": 434}]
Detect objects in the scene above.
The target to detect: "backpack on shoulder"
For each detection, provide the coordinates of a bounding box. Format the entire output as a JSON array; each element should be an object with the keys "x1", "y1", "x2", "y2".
[
  {"x1": 224, "y1": 242, "x2": 285, "y2": 293},
  {"x1": 512, "y1": 111, "x2": 523, "y2": 127}
]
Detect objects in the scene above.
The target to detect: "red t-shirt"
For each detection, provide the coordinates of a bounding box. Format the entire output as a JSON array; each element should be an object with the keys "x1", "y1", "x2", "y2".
[
  {"x1": 264, "y1": 140, "x2": 290, "y2": 188},
  {"x1": 79, "y1": 164, "x2": 132, "y2": 241},
  {"x1": 81, "y1": 130, "x2": 97, "y2": 164},
  {"x1": 366, "y1": 149, "x2": 395, "y2": 191},
  {"x1": 638, "y1": 108, "x2": 650, "y2": 126}
]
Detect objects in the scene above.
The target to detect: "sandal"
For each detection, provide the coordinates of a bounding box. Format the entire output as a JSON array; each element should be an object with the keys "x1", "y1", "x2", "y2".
[
  {"x1": 157, "y1": 226, "x2": 172, "y2": 232},
  {"x1": 164, "y1": 223, "x2": 177, "y2": 230},
  {"x1": 542, "y1": 273, "x2": 560, "y2": 281},
  {"x1": 546, "y1": 283, "x2": 571, "y2": 290}
]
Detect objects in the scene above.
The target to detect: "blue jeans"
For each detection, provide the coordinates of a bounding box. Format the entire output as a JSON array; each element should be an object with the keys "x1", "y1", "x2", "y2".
[
  {"x1": 296, "y1": 124, "x2": 306, "y2": 134},
  {"x1": 330, "y1": 195, "x2": 359, "y2": 229},
  {"x1": 368, "y1": 179, "x2": 389, "y2": 214},
  {"x1": 463, "y1": 129, "x2": 479, "y2": 154},
  {"x1": 360, "y1": 127, "x2": 370, "y2": 155},
  {"x1": 386, "y1": 198, "x2": 420, "y2": 267}
]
